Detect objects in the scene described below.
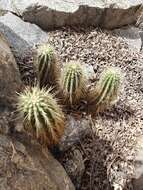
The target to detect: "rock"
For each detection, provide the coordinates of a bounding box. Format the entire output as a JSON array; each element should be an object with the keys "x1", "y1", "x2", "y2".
[
  {"x1": 100, "y1": 1, "x2": 142, "y2": 29},
  {"x1": 132, "y1": 136, "x2": 143, "y2": 190},
  {"x1": 136, "y1": 4, "x2": 143, "y2": 29},
  {"x1": 0, "y1": 33, "x2": 22, "y2": 107},
  {"x1": 0, "y1": 9, "x2": 8, "y2": 16},
  {"x1": 57, "y1": 115, "x2": 94, "y2": 189},
  {"x1": 59, "y1": 115, "x2": 91, "y2": 152},
  {"x1": 0, "y1": 0, "x2": 15, "y2": 13},
  {"x1": 85, "y1": 64, "x2": 96, "y2": 81},
  {"x1": 0, "y1": 0, "x2": 142, "y2": 30},
  {"x1": 114, "y1": 26, "x2": 142, "y2": 52},
  {"x1": 0, "y1": 133, "x2": 75, "y2": 190},
  {"x1": 139, "y1": 31, "x2": 143, "y2": 51},
  {"x1": 61, "y1": 147, "x2": 85, "y2": 190},
  {"x1": 0, "y1": 12, "x2": 48, "y2": 58},
  {"x1": 0, "y1": 33, "x2": 21, "y2": 134}
]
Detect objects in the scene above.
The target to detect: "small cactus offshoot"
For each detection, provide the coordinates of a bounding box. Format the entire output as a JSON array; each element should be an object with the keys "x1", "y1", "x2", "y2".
[
  {"x1": 59, "y1": 61, "x2": 87, "y2": 105},
  {"x1": 35, "y1": 44, "x2": 59, "y2": 88},
  {"x1": 17, "y1": 86, "x2": 65, "y2": 146},
  {"x1": 90, "y1": 67, "x2": 122, "y2": 112}
]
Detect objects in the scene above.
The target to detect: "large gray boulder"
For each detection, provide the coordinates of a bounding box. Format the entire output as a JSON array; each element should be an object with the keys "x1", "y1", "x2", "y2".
[
  {"x1": 0, "y1": 133, "x2": 75, "y2": 190},
  {"x1": 0, "y1": 32, "x2": 22, "y2": 107},
  {"x1": 0, "y1": 0, "x2": 142, "y2": 30},
  {"x1": 0, "y1": 12, "x2": 48, "y2": 58},
  {"x1": 0, "y1": 32, "x2": 22, "y2": 134}
]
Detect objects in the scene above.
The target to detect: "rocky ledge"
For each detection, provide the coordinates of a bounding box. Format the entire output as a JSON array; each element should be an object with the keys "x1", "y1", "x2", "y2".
[{"x1": 0, "y1": 0, "x2": 142, "y2": 30}]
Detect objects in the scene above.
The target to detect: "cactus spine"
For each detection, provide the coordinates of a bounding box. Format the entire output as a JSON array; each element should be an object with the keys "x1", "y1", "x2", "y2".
[
  {"x1": 17, "y1": 86, "x2": 65, "y2": 146},
  {"x1": 90, "y1": 67, "x2": 122, "y2": 112},
  {"x1": 60, "y1": 61, "x2": 87, "y2": 105},
  {"x1": 35, "y1": 44, "x2": 59, "y2": 88}
]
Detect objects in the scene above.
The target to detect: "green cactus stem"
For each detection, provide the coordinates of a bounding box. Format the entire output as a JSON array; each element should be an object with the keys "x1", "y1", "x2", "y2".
[
  {"x1": 59, "y1": 61, "x2": 87, "y2": 105},
  {"x1": 90, "y1": 67, "x2": 122, "y2": 112},
  {"x1": 17, "y1": 86, "x2": 65, "y2": 146},
  {"x1": 35, "y1": 44, "x2": 59, "y2": 88}
]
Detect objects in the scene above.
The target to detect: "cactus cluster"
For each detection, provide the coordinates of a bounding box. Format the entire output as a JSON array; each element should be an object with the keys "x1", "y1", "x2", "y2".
[
  {"x1": 59, "y1": 61, "x2": 87, "y2": 105},
  {"x1": 17, "y1": 86, "x2": 65, "y2": 146},
  {"x1": 35, "y1": 44, "x2": 59, "y2": 88},
  {"x1": 17, "y1": 41, "x2": 123, "y2": 147},
  {"x1": 90, "y1": 67, "x2": 122, "y2": 112}
]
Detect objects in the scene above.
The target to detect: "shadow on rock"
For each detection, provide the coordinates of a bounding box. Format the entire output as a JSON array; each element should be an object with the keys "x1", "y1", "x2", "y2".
[{"x1": 57, "y1": 115, "x2": 113, "y2": 190}]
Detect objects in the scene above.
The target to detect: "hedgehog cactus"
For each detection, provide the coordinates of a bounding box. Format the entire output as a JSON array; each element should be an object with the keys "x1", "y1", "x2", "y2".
[
  {"x1": 35, "y1": 44, "x2": 59, "y2": 88},
  {"x1": 59, "y1": 61, "x2": 87, "y2": 105},
  {"x1": 90, "y1": 67, "x2": 122, "y2": 112},
  {"x1": 17, "y1": 86, "x2": 65, "y2": 146}
]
